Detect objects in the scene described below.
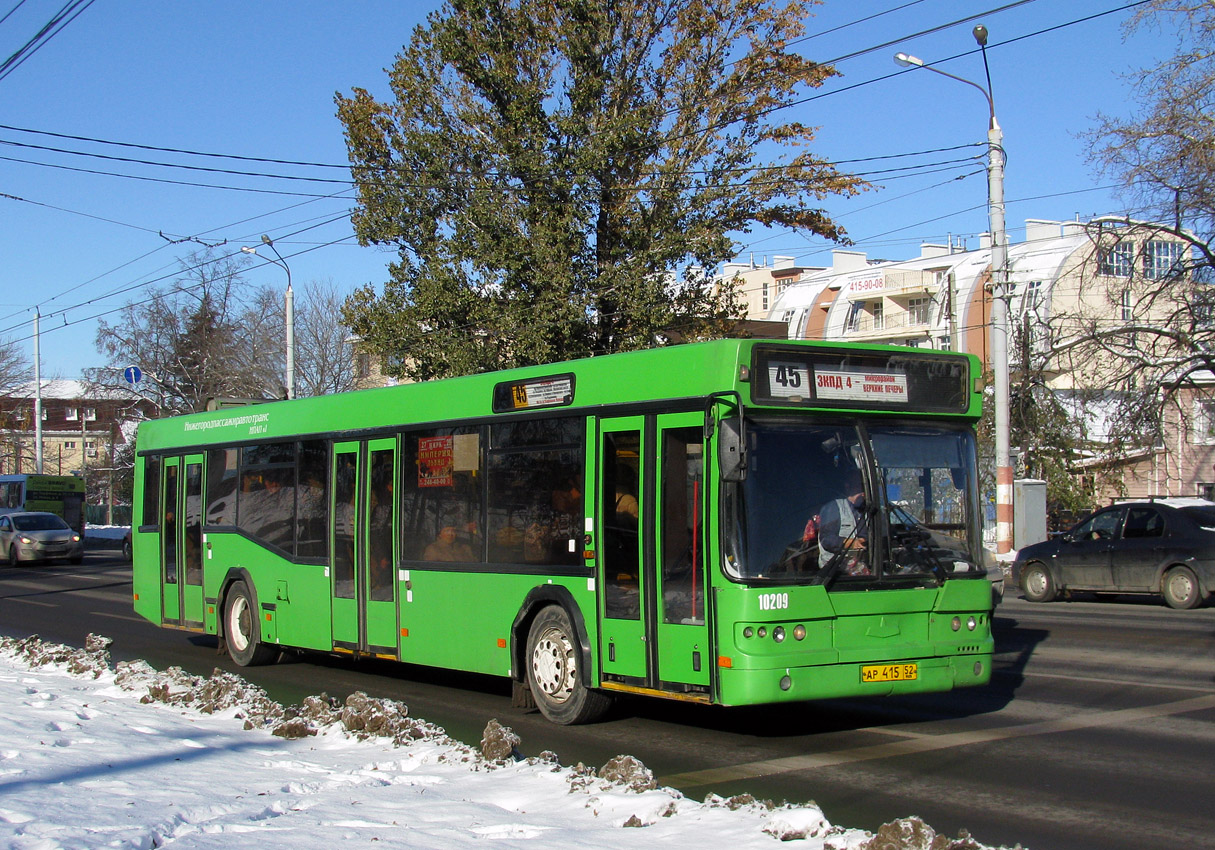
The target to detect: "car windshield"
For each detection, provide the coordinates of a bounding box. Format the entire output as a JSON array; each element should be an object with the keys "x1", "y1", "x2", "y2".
[
  {"x1": 722, "y1": 419, "x2": 983, "y2": 585},
  {"x1": 13, "y1": 514, "x2": 70, "y2": 531}
]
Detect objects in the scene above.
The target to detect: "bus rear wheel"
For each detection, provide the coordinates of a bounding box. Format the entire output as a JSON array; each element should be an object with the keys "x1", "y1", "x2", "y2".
[
  {"x1": 525, "y1": 605, "x2": 611, "y2": 725},
  {"x1": 223, "y1": 580, "x2": 278, "y2": 666}
]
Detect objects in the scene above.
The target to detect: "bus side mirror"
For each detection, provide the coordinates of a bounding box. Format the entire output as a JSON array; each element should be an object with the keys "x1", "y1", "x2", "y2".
[{"x1": 719, "y1": 418, "x2": 747, "y2": 482}]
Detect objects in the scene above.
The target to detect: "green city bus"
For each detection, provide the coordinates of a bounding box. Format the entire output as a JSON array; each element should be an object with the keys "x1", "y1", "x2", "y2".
[
  {"x1": 131, "y1": 339, "x2": 993, "y2": 724},
  {"x1": 0, "y1": 473, "x2": 87, "y2": 536}
]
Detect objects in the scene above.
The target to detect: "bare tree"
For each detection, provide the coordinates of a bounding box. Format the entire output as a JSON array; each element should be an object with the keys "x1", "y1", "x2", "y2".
[
  {"x1": 0, "y1": 334, "x2": 30, "y2": 398},
  {"x1": 91, "y1": 248, "x2": 284, "y2": 414},
  {"x1": 294, "y1": 279, "x2": 357, "y2": 397},
  {"x1": 1056, "y1": 1, "x2": 1215, "y2": 492}
]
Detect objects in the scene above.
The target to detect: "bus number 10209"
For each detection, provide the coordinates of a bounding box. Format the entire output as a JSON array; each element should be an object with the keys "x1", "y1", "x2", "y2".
[{"x1": 758, "y1": 592, "x2": 789, "y2": 611}]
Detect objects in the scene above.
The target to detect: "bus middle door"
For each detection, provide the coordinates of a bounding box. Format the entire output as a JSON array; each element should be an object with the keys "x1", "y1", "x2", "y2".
[
  {"x1": 159, "y1": 454, "x2": 206, "y2": 629},
  {"x1": 331, "y1": 439, "x2": 400, "y2": 658}
]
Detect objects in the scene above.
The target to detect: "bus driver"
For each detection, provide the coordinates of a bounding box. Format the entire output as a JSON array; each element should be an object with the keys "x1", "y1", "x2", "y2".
[{"x1": 818, "y1": 468, "x2": 871, "y2": 575}]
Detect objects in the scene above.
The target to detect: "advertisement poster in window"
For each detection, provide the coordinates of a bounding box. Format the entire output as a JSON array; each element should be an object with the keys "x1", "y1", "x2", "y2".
[{"x1": 418, "y1": 436, "x2": 453, "y2": 488}]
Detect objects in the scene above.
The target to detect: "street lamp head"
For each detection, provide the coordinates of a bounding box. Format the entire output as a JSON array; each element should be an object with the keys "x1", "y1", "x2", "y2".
[
  {"x1": 240, "y1": 246, "x2": 257, "y2": 255},
  {"x1": 893, "y1": 52, "x2": 923, "y2": 68},
  {"x1": 261, "y1": 234, "x2": 273, "y2": 246},
  {"x1": 973, "y1": 25, "x2": 989, "y2": 47}
]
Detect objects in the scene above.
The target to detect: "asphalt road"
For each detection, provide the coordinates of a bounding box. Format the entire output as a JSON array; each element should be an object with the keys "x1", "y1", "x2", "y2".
[{"x1": 3, "y1": 552, "x2": 1213, "y2": 850}]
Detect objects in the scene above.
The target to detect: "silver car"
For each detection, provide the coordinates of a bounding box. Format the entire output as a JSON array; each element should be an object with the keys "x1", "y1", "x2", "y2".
[{"x1": 0, "y1": 512, "x2": 84, "y2": 565}]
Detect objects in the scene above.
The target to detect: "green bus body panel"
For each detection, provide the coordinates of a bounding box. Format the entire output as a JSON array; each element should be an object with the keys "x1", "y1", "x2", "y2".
[
  {"x1": 129, "y1": 339, "x2": 988, "y2": 711},
  {"x1": 403, "y1": 572, "x2": 596, "y2": 676}
]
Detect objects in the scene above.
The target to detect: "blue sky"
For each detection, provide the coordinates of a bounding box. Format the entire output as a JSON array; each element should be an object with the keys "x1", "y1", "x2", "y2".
[{"x1": 0, "y1": 0, "x2": 1176, "y2": 379}]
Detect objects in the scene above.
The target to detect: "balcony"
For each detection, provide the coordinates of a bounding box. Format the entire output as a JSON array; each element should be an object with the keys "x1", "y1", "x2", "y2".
[{"x1": 845, "y1": 268, "x2": 942, "y2": 301}]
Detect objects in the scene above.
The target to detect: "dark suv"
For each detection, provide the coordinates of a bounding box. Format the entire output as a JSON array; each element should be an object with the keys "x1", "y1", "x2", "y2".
[{"x1": 1012, "y1": 499, "x2": 1215, "y2": 609}]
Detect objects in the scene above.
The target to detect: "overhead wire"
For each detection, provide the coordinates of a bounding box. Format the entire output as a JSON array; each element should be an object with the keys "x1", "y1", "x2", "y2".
[
  {"x1": 1, "y1": 0, "x2": 1156, "y2": 357},
  {"x1": 0, "y1": 0, "x2": 95, "y2": 83}
]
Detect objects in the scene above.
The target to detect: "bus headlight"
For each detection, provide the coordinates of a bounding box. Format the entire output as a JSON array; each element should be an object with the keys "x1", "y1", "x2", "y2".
[
  {"x1": 772, "y1": 626, "x2": 786, "y2": 643},
  {"x1": 951, "y1": 616, "x2": 961, "y2": 631},
  {"x1": 793, "y1": 625, "x2": 806, "y2": 641},
  {"x1": 967, "y1": 616, "x2": 977, "y2": 631}
]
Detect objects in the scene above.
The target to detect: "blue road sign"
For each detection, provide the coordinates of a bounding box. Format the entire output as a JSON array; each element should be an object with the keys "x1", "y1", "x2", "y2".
[{"x1": 123, "y1": 365, "x2": 143, "y2": 385}]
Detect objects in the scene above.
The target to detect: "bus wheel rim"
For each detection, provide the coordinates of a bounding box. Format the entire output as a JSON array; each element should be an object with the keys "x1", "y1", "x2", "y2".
[
  {"x1": 532, "y1": 627, "x2": 574, "y2": 703},
  {"x1": 229, "y1": 596, "x2": 251, "y2": 652}
]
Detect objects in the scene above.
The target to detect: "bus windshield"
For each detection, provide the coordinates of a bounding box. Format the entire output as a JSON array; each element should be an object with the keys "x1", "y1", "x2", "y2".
[{"x1": 722, "y1": 420, "x2": 983, "y2": 584}]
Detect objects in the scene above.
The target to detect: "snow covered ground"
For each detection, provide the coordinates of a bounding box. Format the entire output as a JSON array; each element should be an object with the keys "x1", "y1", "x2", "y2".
[
  {"x1": 0, "y1": 635, "x2": 1005, "y2": 850},
  {"x1": 84, "y1": 525, "x2": 128, "y2": 541}
]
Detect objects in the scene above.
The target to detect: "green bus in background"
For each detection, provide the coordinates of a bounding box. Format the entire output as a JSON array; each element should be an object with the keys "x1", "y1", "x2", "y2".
[
  {"x1": 131, "y1": 339, "x2": 994, "y2": 724},
  {"x1": 0, "y1": 473, "x2": 87, "y2": 536}
]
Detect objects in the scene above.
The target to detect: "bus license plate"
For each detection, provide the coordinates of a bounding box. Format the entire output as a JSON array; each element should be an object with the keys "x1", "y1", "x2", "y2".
[{"x1": 861, "y1": 663, "x2": 918, "y2": 683}]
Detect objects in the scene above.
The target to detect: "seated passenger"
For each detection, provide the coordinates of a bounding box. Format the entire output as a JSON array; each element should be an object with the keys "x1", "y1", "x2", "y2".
[{"x1": 424, "y1": 525, "x2": 474, "y2": 562}]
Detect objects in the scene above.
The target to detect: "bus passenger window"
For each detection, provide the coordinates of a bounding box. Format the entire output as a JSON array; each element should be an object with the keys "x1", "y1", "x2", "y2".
[
  {"x1": 142, "y1": 457, "x2": 161, "y2": 528},
  {"x1": 400, "y1": 428, "x2": 482, "y2": 564},
  {"x1": 296, "y1": 440, "x2": 329, "y2": 560},
  {"x1": 206, "y1": 448, "x2": 238, "y2": 527},
  {"x1": 487, "y1": 417, "x2": 584, "y2": 568}
]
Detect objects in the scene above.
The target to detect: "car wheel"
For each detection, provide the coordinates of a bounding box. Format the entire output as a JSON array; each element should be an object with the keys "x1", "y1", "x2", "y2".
[
  {"x1": 122, "y1": 536, "x2": 132, "y2": 563},
  {"x1": 1161, "y1": 566, "x2": 1202, "y2": 610},
  {"x1": 7, "y1": 545, "x2": 18, "y2": 567},
  {"x1": 525, "y1": 605, "x2": 612, "y2": 725},
  {"x1": 223, "y1": 580, "x2": 279, "y2": 666},
  {"x1": 1021, "y1": 562, "x2": 1057, "y2": 603}
]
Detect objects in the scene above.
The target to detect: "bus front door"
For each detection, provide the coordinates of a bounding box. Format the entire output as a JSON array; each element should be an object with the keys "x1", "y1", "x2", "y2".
[
  {"x1": 598, "y1": 414, "x2": 710, "y2": 692},
  {"x1": 331, "y1": 439, "x2": 400, "y2": 658},
  {"x1": 159, "y1": 454, "x2": 206, "y2": 629}
]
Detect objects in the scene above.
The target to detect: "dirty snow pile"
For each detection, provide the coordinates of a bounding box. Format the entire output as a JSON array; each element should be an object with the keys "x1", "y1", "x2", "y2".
[{"x1": 0, "y1": 635, "x2": 1001, "y2": 849}]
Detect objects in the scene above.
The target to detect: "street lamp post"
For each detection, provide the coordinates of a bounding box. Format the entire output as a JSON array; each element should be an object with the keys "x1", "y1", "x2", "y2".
[
  {"x1": 241, "y1": 235, "x2": 295, "y2": 400},
  {"x1": 895, "y1": 26, "x2": 1013, "y2": 554}
]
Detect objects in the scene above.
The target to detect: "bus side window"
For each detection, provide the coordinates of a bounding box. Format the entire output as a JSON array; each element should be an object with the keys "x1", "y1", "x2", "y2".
[{"x1": 142, "y1": 458, "x2": 161, "y2": 528}]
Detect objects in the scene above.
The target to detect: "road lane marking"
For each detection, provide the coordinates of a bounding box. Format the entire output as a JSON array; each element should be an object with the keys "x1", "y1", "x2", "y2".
[
  {"x1": 91, "y1": 611, "x2": 145, "y2": 623},
  {"x1": 1020, "y1": 668, "x2": 1215, "y2": 694},
  {"x1": 661, "y1": 693, "x2": 1215, "y2": 788},
  {"x1": 4, "y1": 598, "x2": 55, "y2": 607}
]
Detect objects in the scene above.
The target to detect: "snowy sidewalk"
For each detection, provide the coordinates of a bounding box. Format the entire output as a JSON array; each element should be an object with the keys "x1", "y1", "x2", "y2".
[{"x1": 0, "y1": 635, "x2": 998, "y2": 849}]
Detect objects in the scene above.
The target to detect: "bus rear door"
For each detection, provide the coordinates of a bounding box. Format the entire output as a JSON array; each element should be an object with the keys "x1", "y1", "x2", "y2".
[
  {"x1": 159, "y1": 454, "x2": 205, "y2": 629},
  {"x1": 331, "y1": 439, "x2": 399, "y2": 658}
]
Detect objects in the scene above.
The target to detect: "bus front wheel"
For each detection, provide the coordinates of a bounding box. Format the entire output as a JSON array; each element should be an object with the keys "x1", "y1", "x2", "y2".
[
  {"x1": 525, "y1": 605, "x2": 611, "y2": 725},
  {"x1": 223, "y1": 580, "x2": 277, "y2": 666}
]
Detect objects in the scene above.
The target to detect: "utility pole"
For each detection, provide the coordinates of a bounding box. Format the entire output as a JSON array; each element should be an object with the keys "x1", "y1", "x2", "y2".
[{"x1": 33, "y1": 308, "x2": 43, "y2": 474}]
